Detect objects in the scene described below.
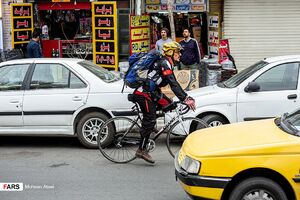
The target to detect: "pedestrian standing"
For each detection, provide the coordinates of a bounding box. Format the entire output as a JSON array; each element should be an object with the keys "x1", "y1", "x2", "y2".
[
  {"x1": 155, "y1": 28, "x2": 172, "y2": 55},
  {"x1": 26, "y1": 29, "x2": 43, "y2": 58},
  {"x1": 179, "y1": 28, "x2": 201, "y2": 70}
]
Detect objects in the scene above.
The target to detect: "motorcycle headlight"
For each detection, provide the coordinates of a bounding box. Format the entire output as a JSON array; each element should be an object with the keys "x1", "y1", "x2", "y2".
[{"x1": 180, "y1": 155, "x2": 201, "y2": 174}]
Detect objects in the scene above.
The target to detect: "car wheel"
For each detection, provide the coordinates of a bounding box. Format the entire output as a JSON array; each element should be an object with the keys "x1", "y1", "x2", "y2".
[
  {"x1": 202, "y1": 114, "x2": 227, "y2": 127},
  {"x1": 229, "y1": 177, "x2": 288, "y2": 200},
  {"x1": 77, "y1": 112, "x2": 110, "y2": 149}
]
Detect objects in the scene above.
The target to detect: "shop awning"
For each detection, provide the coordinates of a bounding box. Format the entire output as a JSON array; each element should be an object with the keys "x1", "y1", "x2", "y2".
[{"x1": 38, "y1": 2, "x2": 91, "y2": 10}]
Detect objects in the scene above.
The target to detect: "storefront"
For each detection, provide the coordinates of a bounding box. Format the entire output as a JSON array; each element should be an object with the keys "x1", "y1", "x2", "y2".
[
  {"x1": 224, "y1": 0, "x2": 300, "y2": 70},
  {"x1": 37, "y1": 2, "x2": 93, "y2": 59},
  {"x1": 8, "y1": 0, "x2": 130, "y2": 70},
  {"x1": 145, "y1": 0, "x2": 208, "y2": 56}
]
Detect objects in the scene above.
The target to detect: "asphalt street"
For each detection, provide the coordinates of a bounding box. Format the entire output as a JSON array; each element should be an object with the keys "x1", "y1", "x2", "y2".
[{"x1": 0, "y1": 136, "x2": 190, "y2": 200}]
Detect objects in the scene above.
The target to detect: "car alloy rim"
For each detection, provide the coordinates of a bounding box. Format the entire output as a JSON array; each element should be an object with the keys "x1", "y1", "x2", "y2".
[
  {"x1": 82, "y1": 118, "x2": 107, "y2": 144},
  {"x1": 208, "y1": 121, "x2": 222, "y2": 127},
  {"x1": 243, "y1": 189, "x2": 275, "y2": 200}
]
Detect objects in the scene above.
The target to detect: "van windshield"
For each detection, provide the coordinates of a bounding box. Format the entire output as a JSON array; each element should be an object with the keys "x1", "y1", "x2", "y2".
[{"x1": 221, "y1": 61, "x2": 268, "y2": 88}]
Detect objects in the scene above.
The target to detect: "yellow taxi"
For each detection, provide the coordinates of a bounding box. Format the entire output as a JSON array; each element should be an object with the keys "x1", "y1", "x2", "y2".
[{"x1": 175, "y1": 110, "x2": 300, "y2": 200}]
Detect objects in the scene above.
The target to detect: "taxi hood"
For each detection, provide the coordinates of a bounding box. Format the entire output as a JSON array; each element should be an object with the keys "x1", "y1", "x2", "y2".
[{"x1": 182, "y1": 119, "x2": 299, "y2": 158}]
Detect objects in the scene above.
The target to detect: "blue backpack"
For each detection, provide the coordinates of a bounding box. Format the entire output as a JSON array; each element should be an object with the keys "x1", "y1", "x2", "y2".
[{"x1": 123, "y1": 49, "x2": 160, "y2": 90}]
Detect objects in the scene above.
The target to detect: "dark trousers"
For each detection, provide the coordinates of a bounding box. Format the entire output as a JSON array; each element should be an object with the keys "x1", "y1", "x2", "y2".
[{"x1": 133, "y1": 94, "x2": 156, "y2": 150}]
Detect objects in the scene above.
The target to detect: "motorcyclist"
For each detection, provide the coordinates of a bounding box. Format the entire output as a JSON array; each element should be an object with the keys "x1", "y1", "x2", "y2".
[{"x1": 132, "y1": 41, "x2": 196, "y2": 164}]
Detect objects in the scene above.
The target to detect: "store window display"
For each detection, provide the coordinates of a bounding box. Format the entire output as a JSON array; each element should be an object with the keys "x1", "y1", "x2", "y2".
[
  {"x1": 38, "y1": 9, "x2": 92, "y2": 59},
  {"x1": 39, "y1": 10, "x2": 91, "y2": 40}
]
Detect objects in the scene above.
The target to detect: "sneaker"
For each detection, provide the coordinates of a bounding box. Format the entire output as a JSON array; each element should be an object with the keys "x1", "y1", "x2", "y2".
[{"x1": 135, "y1": 149, "x2": 155, "y2": 164}]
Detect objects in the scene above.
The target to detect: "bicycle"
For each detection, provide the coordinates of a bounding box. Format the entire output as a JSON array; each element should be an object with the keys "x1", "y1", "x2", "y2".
[{"x1": 97, "y1": 96, "x2": 208, "y2": 163}]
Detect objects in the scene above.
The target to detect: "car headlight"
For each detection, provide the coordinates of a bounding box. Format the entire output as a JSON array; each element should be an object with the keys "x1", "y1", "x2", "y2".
[{"x1": 178, "y1": 153, "x2": 201, "y2": 174}]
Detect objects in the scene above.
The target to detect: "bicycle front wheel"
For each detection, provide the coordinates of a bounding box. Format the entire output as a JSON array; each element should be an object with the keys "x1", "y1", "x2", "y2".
[
  {"x1": 98, "y1": 117, "x2": 141, "y2": 163},
  {"x1": 166, "y1": 117, "x2": 208, "y2": 157}
]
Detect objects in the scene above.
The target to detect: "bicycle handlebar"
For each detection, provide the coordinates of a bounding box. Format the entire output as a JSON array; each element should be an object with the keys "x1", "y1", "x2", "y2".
[{"x1": 163, "y1": 101, "x2": 190, "y2": 115}]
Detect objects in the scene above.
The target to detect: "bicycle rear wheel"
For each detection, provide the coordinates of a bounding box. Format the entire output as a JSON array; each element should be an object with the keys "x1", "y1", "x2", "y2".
[
  {"x1": 166, "y1": 117, "x2": 208, "y2": 157},
  {"x1": 98, "y1": 117, "x2": 141, "y2": 163}
]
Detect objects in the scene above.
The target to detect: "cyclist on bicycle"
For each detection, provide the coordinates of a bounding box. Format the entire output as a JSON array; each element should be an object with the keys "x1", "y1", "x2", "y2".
[{"x1": 132, "y1": 41, "x2": 196, "y2": 164}]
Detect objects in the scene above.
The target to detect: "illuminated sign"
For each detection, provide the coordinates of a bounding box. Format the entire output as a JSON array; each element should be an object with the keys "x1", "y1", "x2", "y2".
[
  {"x1": 11, "y1": 3, "x2": 33, "y2": 48},
  {"x1": 92, "y1": 2, "x2": 118, "y2": 70}
]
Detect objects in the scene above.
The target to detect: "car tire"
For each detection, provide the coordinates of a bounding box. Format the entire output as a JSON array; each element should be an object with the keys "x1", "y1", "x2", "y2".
[
  {"x1": 202, "y1": 114, "x2": 227, "y2": 127},
  {"x1": 77, "y1": 112, "x2": 110, "y2": 149},
  {"x1": 229, "y1": 177, "x2": 288, "y2": 200}
]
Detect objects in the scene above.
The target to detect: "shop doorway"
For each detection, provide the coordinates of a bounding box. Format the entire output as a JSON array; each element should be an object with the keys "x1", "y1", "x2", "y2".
[{"x1": 150, "y1": 12, "x2": 208, "y2": 56}]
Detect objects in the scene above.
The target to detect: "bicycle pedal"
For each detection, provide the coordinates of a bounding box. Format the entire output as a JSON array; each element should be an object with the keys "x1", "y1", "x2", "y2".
[{"x1": 146, "y1": 139, "x2": 155, "y2": 152}]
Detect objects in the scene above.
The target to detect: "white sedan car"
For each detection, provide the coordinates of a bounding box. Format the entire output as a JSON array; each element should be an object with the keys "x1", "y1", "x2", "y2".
[
  {"x1": 187, "y1": 55, "x2": 300, "y2": 126},
  {"x1": 0, "y1": 58, "x2": 133, "y2": 148}
]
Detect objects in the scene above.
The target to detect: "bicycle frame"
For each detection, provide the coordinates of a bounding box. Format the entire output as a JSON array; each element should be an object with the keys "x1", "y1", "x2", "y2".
[{"x1": 120, "y1": 103, "x2": 187, "y2": 143}]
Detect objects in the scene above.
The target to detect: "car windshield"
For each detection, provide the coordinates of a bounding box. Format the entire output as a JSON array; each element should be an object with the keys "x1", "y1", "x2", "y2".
[
  {"x1": 78, "y1": 60, "x2": 120, "y2": 83},
  {"x1": 276, "y1": 109, "x2": 300, "y2": 136},
  {"x1": 220, "y1": 61, "x2": 268, "y2": 88}
]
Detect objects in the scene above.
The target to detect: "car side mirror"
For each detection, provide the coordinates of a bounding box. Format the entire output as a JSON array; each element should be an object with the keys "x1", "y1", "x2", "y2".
[{"x1": 244, "y1": 82, "x2": 260, "y2": 93}]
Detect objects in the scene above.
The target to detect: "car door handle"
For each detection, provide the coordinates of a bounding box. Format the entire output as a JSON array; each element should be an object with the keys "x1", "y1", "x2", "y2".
[
  {"x1": 287, "y1": 94, "x2": 297, "y2": 100},
  {"x1": 10, "y1": 100, "x2": 20, "y2": 104},
  {"x1": 72, "y1": 96, "x2": 82, "y2": 101}
]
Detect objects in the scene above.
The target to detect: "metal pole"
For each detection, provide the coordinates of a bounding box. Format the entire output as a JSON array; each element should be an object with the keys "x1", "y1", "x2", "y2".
[
  {"x1": 167, "y1": 0, "x2": 176, "y2": 41},
  {"x1": 0, "y1": 20, "x2": 3, "y2": 50},
  {"x1": 136, "y1": 0, "x2": 141, "y2": 15}
]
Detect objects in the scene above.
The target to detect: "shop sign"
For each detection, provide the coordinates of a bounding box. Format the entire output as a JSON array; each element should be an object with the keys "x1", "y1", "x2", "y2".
[
  {"x1": 96, "y1": 29, "x2": 114, "y2": 40},
  {"x1": 12, "y1": 5, "x2": 31, "y2": 17},
  {"x1": 161, "y1": 0, "x2": 174, "y2": 3},
  {"x1": 191, "y1": 0, "x2": 204, "y2": 4},
  {"x1": 146, "y1": 0, "x2": 160, "y2": 4},
  {"x1": 92, "y1": 2, "x2": 118, "y2": 70},
  {"x1": 175, "y1": 4, "x2": 190, "y2": 11},
  {"x1": 209, "y1": 15, "x2": 219, "y2": 28},
  {"x1": 11, "y1": 3, "x2": 33, "y2": 48},
  {"x1": 130, "y1": 14, "x2": 150, "y2": 54},
  {"x1": 208, "y1": 12, "x2": 220, "y2": 58},
  {"x1": 13, "y1": 18, "x2": 32, "y2": 30},
  {"x1": 52, "y1": 0, "x2": 70, "y2": 2},
  {"x1": 147, "y1": 0, "x2": 206, "y2": 12},
  {"x1": 131, "y1": 28, "x2": 150, "y2": 41},
  {"x1": 161, "y1": 4, "x2": 175, "y2": 10},
  {"x1": 191, "y1": 5, "x2": 205, "y2": 11},
  {"x1": 161, "y1": 4, "x2": 168, "y2": 10},
  {"x1": 95, "y1": 54, "x2": 115, "y2": 66},
  {"x1": 94, "y1": 17, "x2": 114, "y2": 28},
  {"x1": 94, "y1": 4, "x2": 114, "y2": 16},
  {"x1": 95, "y1": 42, "x2": 115, "y2": 53},
  {"x1": 146, "y1": 5, "x2": 160, "y2": 12},
  {"x1": 176, "y1": 0, "x2": 190, "y2": 4},
  {"x1": 219, "y1": 39, "x2": 230, "y2": 63},
  {"x1": 208, "y1": 31, "x2": 219, "y2": 46},
  {"x1": 131, "y1": 40, "x2": 150, "y2": 54},
  {"x1": 13, "y1": 30, "x2": 32, "y2": 42},
  {"x1": 130, "y1": 15, "x2": 150, "y2": 28}
]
